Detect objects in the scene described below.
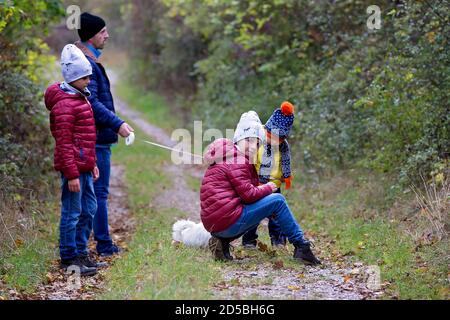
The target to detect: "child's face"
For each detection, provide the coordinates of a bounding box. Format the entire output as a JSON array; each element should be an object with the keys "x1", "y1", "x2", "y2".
[
  {"x1": 70, "y1": 76, "x2": 90, "y2": 92},
  {"x1": 266, "y1": 130, "x2": 284, "y2": 146},
  {"x1": 237, "y1": 137, "x2": 260, "y2": 158}
]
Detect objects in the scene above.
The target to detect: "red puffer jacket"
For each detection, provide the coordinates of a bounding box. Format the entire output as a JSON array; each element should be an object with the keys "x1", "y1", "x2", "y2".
[
  {"x1": 200, "y1": 139, "x2": 273, "y2": 233},
  {"x1": 44, "y1": 83, "x2": 97, "y2": 180}
]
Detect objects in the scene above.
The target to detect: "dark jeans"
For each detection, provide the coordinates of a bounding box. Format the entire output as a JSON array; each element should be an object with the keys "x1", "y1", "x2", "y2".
[
  {"x1": 242, "y1": 188, "x2": 287, "y2": 246},
  {"x1": 213, "y1": 193, "x2": 306, "y2": 246},
  {"x1": 60, "y1": 172, "x2": 97, "y2": 261},
  {"x1": 93, "y1": 145, "x2": 114, "y2": 254}
]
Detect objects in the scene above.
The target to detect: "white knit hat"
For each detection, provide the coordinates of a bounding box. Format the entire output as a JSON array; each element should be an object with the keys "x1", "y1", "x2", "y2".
[
  {"x1": 233, "y1": 110, "x2": 265, "y2": 143},
  {"x1": 60, "y1": 44, "x2": 92, "y2": 83}
]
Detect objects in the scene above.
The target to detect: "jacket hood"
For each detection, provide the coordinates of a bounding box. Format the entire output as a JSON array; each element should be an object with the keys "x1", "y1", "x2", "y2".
[
  {"x1": 203, "y1": 138, "x2": 237, "y2": 165},
  {"x1": 44, "y1": 82, "x2": 82, "y2": 111}
]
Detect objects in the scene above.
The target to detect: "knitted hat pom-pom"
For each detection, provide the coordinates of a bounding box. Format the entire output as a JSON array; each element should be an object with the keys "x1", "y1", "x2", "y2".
[{"x1": 281, "y1": 101, "x2": 295, "y2": 116}]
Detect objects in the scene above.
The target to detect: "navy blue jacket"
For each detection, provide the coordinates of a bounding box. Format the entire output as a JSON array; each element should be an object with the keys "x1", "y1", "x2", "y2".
[{"x1": 75, "y1": 42, "x2": 124, "y2": 145}]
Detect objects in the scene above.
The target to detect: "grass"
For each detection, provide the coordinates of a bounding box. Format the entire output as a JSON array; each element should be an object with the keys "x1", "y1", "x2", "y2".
[
  {"x1": 0, "y1": 56, "x2": 61, "y2": 298},
  {"x1": 186, "y1": 173, "x2": 202, "y2": 192},
  {"x1": 116, "y1": 80, "x2": 182, "y2": 133},
  {"x1": 287, "y1": 172, "x2": 449, "y2": 299},
  {"x1": 0, "y1": 200, "x2": 59, "y2": 296}
]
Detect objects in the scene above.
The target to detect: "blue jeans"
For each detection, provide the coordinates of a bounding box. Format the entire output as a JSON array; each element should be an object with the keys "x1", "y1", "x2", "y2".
[
  {"x1": 60, "y1": 172, "x2": 97, "y2": 261},
  {"x1": 213, "y1": 193, "x2": 307, "y2": 246},
  {"x1": 242, "y1": 188, "x2": 287, "y2": 245},
  {"x1": 93, "y1": 145, "x2": 114, "y2": 254}
]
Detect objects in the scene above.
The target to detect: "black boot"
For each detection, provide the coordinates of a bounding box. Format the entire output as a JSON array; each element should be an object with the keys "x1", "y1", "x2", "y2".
[
  {"x1": 60, "y1": 257, "x2": 98, "y2": 276},
  {"x1": 78, "y1": 254, "x2": 108, "y2": 268},
  {"x1": 208, "y1": 236, "x2": 233, "y2": 261},
  {"x1": 221, "y1": 238, "x2": 234, "y2": 261},
  {"x1": 293, "y1": 242, "x2": 321, "y2": 266},
  {"x1": 271, "y1": 236, "x2": 287, "y2": 248}
]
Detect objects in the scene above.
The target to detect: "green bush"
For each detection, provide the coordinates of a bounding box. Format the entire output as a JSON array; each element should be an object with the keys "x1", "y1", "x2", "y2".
[
  {"x1": 0, "y1": 0, "x2": 64, "y2": 254},
  {"x1": 123, "y1": 0, "x2": 449, "y2": 186},
  {"x1": 1, "y1": 0, "x2": 64, "y2": 187}
]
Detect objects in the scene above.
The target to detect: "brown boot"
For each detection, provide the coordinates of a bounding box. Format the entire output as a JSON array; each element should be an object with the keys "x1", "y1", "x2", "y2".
[{"x1": 208, "y1": 236, "x2": 233, "y2": 261}]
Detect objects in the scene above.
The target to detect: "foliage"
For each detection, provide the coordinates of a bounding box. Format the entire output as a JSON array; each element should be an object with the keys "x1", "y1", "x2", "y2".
[
  {"x1": 126, "y1": 0, "x2": 449, "y2": 186},
  {"x1": 123, "y1": 0, "x2": 207, "y2": 94},
  {"x1": 0, "y1": 0, "x2": 64, "y2": 190},
  {"x1": 0, "y1": 0, "x2": 64, "y2": 255}
]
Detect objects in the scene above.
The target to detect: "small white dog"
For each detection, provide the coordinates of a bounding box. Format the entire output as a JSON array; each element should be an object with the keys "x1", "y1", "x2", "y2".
[{"x1": 172, "y1": 219, "x2": 211, "y2": 248}]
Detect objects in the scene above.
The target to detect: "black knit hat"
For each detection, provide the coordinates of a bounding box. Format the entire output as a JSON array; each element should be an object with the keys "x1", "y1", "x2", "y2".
[{"x1": 77, "y1": 12, "x2": 106, "y2": 42}]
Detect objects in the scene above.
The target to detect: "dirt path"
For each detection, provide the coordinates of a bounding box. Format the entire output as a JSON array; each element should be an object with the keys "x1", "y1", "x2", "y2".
[
  {"x1": 110, "y1": 72, "x2": 202, "y2": 219},
  {"x1": 109, "y1": 72, "x2": 384, "y2": 300},
  {"x1": 213, "y1": 249, "x2": 381, "y2": 300}
]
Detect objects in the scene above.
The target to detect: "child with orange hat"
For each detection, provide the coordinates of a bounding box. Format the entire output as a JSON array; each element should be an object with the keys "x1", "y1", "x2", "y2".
[{"x1": 242, "y1": 101, "x2": 296, "y2": 248}]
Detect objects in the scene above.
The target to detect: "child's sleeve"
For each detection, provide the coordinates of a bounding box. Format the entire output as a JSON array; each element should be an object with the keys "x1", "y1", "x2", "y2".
[
  {"x1": 52, "y1": 103, "x2": 79, "y2": 180},
  {"x1": 227, "y1": 164, "x2": 272, "y2": 204}
]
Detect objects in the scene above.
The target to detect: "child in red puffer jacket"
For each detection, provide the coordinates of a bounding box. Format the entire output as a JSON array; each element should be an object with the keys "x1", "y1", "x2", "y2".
[{"x1": 44, "y1": 44, "x2": 100, "y2": 276}]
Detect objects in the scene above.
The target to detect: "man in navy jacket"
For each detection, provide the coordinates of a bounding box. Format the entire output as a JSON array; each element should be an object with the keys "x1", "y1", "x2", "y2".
[{"x1": 76, "y1": 12, "x2": 134, "y2": 256}]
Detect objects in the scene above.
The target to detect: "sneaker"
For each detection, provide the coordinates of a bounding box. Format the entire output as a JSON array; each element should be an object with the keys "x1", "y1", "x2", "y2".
[
  {"x1": 293, "y1": 242, "x2": 321, "y2": 266},
  {"x1": 78, "y1": 254, "x2": 108, "y2": 268},
  {"x1": 242, "y1": 243, "x2": 257, "y2": 249},
  {"x1": 208, "y1": 236, "x2": 233, "y2": 261},
  {"x1": 60, "y1": 257, "x2": 98, "y2": 277},
  {"x1": 98, "y1": 244, "x2": 121, "y2": 257}
]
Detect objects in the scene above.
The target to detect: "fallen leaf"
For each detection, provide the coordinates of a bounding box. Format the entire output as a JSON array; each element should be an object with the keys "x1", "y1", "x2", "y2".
[
  {"x1": 15, "y1": 239, "x2": 24, "y2": 247},
  {"x1": 46, "y1": 273, "x2": 55, "y2": 283},
  {"x1": 257, "y1": 241, "x2": 269, "y2": 252},
  {"x1": 343, "y1": 275, "x2": 352, "y2": 283},
  {"x1": 171, "y1": 240, "x2": 181, "y2": 248},
  {"x1": 351, "y1": 268, "x2": 360, "y2": 275},
  {"x1": 296, "y1": 273, "x2": 305, "y2": 279},
  {"x1": 272, "y1": 260, "x2": 284, "y2": 269},
  {"x1": 287, "y1": 285, "x2": 301, "y2": 291}
]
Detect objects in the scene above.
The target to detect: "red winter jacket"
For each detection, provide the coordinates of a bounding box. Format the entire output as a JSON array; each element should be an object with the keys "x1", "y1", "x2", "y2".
[
  {"x1": 44, "y1": 83, "x2": 97, "y2": 180},
  {"x1": 200, "y1": 139, "x2": 273, "y2": 233}
]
